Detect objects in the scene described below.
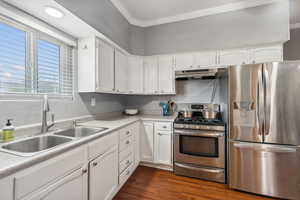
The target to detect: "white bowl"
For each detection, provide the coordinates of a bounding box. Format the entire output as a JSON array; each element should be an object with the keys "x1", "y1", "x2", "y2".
[{"x1": 125, "y1": 109, "x2": 138, "y2": 115}]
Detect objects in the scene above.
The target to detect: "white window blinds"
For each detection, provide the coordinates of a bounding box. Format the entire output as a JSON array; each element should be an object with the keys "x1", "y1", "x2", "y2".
[
  {"x1": 0, "y1": 21, "x2": 27, "y2": 93},
  {"x1": 0, "y1": 17, "x2": 74, "y2": 97}
]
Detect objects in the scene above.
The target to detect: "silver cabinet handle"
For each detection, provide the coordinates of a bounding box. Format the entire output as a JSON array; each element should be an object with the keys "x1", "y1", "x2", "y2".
[
  {"x1": 158, "y1": 133, "x2": 162, "y2": 136},
  {"x1": 126, "y1": 160, "x2": 130, "y2": 165},
  {"x1": 92, "y1": 162, "x2": 98, "y2": 167},
  {"x1": 163, "y1": 126, "x2": 167, "y2": 128},
  {"x1": 126, "y1": 140, "x2": 130, "y2": 145},
  {"x1": 82, "y1": 168, "x2": 88, "y2": 174},
  {"x1": 126, "y1": 170, "x2": 130, "y2": 175}
]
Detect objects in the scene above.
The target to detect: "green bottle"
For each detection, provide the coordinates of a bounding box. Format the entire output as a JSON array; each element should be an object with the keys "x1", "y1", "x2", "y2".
[{"x1": 2, "y1": 119, "x2": 14, "y2": 142}]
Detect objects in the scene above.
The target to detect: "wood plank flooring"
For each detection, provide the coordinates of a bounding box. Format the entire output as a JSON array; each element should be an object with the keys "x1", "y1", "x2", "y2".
[{"x1": 114, "y1": 166, "x2": 276, "y2": 200}]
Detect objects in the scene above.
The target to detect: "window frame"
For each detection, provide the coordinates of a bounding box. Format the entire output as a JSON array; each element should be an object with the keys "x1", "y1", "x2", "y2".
[{"x1": 0, "y1": 15, "x2": 74, "y2": 100}]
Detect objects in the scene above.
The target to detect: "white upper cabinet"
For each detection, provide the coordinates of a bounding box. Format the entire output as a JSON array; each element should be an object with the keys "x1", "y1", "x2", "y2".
[
  {"x1": 115, "y1": 50, "x2": 128, "y2": 93},
  {"x1": 219, "y1": 49, "x2": 250, "y2": 66},
  {"x1": 143, "y1": 57, "x2": 159, "y2": 94},
  {"x1": 250, "y1": 45, "x2": 283, "y2": 64},
  {"x1": 174, "y1": 53, "x2": 194, "y2": 71},
  {"x1": 194, "y1": 51, "x2": 218, "y2": 68},
  {"x1": 158, "y1": 55, "x2": 175, "y2": 94},
  {"x1": 128, "y1": 56, "x2": 144, "y2": 94},
  {"x1": 96, "y1": 39, "x2": 115, "y2": 93}
]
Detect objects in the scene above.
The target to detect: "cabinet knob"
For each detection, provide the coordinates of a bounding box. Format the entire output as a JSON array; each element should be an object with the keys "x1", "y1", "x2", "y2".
[
  {"x1": 126, "y1": 131, "x2": 130, "y2": 135},
  {"x1": 126, "y1": 140, "x2": 130, "y2": 145},
  {"x1": 92, "y1": 162, "x2": 98, "y2": 167},
  {"x1": 126, "y1": 170, "x2": 130, "y2": 175},
  {"x1": 82, "y1": 168, "x2": 88, "y2": 173},
  {"x1": 126, "y1": 160, "x2": 130, "y2": 165},
  {"x1": 163, "y1": 126, "x2": 167, "y2": 128}
]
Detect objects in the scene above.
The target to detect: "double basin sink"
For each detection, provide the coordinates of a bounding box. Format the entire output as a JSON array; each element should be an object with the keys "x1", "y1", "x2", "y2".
[{"x1": 0, "y1": 126, "x2": 108, "y2": 157}]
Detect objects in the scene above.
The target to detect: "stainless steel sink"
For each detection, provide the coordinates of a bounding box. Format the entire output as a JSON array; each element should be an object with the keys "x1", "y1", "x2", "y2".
[
  {"x1": 54, "y1": 127, "x2": 107, "y2": 138},
  {"x1": 1, "y1": 135, "x2": 73, "y2": 156}
]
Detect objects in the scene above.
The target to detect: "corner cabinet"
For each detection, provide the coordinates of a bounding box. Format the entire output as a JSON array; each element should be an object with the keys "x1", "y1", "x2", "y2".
[
  {"x1": 158, "y1": 55, "x2": 175, "y2": 94},
  {"x1": 128, "y1": 56, "x2": 144, "y2": 94},
  {"x1": 78, "y1": 37, "x2": 114, "y2": 93},
  {"x1": 143, "y1": 57, "x2": 159, "y2": 94}
]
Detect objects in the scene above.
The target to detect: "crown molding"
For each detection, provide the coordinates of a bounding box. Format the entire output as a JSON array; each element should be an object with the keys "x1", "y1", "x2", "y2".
[
  {"x1": 111, "y1": 0, "x2": 284, "y2": 27},
  {"x1": 290, "y1": 23, "x2": 300, "y2": 30}
]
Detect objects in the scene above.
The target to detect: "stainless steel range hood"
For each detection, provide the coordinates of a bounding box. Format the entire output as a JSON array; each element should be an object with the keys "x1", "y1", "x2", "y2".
[{"x1": 175, "y1": 68, "x2": 226, "y2": 80}]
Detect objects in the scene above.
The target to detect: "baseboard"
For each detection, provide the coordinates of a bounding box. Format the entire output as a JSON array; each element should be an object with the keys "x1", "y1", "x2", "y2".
[{"x1": 140, "y1": 161, "x2": 174, "y2": 172}]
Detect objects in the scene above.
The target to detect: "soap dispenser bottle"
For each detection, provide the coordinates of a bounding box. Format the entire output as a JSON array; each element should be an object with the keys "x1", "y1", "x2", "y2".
[{"x1": 2, "y1": 119, "x2": 14, "y2": 142}]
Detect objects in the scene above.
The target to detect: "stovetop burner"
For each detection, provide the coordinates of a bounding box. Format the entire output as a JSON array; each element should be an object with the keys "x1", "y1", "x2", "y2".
[{"x1": 174, "y1": 116, "x2": 225, "y2": 126}]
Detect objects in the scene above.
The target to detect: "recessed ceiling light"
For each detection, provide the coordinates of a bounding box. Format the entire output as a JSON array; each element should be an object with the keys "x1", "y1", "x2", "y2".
[{"x1": 44, "y1": 6, "x2": 64, "y2": 18}]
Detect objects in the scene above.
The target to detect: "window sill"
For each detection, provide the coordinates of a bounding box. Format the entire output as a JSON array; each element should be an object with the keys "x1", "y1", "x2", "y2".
[{"x1": 0, "y1": 93, "x2": 74, "y2": 102}]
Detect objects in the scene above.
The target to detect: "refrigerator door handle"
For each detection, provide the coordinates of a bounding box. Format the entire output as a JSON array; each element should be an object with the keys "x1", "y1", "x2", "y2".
[
  {"x1": 257, "y1": 67, "x2": 264, "y2": 136},
  {"x1": 263, "y1": 65, "x2": 270, "y2": 136}
]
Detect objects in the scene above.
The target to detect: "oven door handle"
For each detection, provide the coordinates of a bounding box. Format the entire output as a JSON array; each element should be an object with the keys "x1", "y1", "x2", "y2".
[
  {"x1": 174, "y1": 129, "x2": 224, "y2": 138},
  {"x1": 175, "y1": 163, "x2": 224, "y2": 174}
]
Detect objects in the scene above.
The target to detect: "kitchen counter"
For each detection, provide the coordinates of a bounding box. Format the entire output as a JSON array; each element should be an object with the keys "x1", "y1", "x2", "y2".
[{"x1": 0, "y1": 114, "x2": 175, "y2": 179}]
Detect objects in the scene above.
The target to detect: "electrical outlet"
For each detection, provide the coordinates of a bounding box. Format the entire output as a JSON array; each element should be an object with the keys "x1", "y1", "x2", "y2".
[{"x1": 91, "y1": 97, "x2": 96, "y2": 106}]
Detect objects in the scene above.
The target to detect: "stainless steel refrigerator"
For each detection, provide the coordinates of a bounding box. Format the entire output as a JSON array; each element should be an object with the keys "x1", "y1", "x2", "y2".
[{"x1": 229, "y1": 61, "x2": 300, "y2": 200}]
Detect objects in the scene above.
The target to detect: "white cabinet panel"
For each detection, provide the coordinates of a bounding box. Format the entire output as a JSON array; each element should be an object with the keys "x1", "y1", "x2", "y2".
[
  {"x1": 250, "y1": 45, "x2": 283, "y2": 64},
  {"x1": 132, "y1": 122, "x2": 141, "y2": 166},
  {"x1": 219, "y1": 49, "x2": 249, "y2": 66},
  {"x1": 26, "y1": 168, "x2": 88, "y2": 200},
  {"x1": 158, "y1": 55, "x2": 175, "y2": 94},
  {"x1": 96, "y1": 39, "x2": 115, "y2": 93},
  {"x1": 155, "y1": 131, "x2": 172, "y2": 165},
  {"x1": 175, "y1": 53, "x2": 194, "y2": 71},
  {"x1": 141, "y1": 122, "x2": 154, "y2": 162},
  {"x1": 115, "y1": 50, "x2": 128, "y2": 93},
  {"x1": 89, "y1": 146, "x2": 118, "y2": 200},
  {"x1": 143, "y1": 57, "x2": 158, "y2": 94},
  {"x1": 194, "y1": 51, "x2": 217, "y2": 68},
  {"x1": 128, "y1": 56, "x2": 143, "y2": 94}
]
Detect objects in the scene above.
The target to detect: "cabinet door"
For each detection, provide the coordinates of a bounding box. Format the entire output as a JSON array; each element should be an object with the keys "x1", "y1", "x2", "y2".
[
  {"x1": 219, "y1": 49, "x2": 249, "y2": 66},
  {"x1": 174, "y1": 54, "x2": 194, "y2": 71},
  {"x1": 143, "y1": 57, "x2": 158, "y2": 94},
  {"x1": 250, "y1": 45, "x2": 283, "y2": 64},
  {"x1": 26, "y1": 167, "x2": 88, "y2": 200},
  {"x1": 155, "y1": 131, "x2": 172, "y2": 165},
  {"x1": 128, "y1": 56, "x2": 143, "y2": 94},
  {"x1": 96, "y1": 40, "x2": 115, "y2": 92},
  {"x1": 141, "y1": 122, "x2": 154, "y2": 162},
  {"x1": 131, "y1": 123, "x2": 141, "y2": 167},
  {"x1": 115, "y1": 50, "x2": 128, "y2": 93},
  {"x1": 194, "y1": 51, "x2": 217, "y2": 68},
  {"x1": 89, "y1": 147, "x2": 118, "y2": 200},
  {"x1": 158, "y1": 56, "x2": 175, "y2": 94}
]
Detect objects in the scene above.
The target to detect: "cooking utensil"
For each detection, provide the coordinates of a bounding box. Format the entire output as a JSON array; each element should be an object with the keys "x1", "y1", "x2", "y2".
[{"x1": 202, "y1": 110, "x2": 218, "y2": 120}]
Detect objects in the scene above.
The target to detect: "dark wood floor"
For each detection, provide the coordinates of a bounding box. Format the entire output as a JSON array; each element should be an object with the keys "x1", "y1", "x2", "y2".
[{"x1": 114, "y1": 166, "x2": 276, "y2": 200}]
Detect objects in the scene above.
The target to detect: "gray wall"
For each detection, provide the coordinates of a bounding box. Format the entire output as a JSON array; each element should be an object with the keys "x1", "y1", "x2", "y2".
[
  {"x1": 284, "y1": 28, "x2": 300, "y2": 60},
  {"x1": 55, "y1": 0, "x2": 132, "y2": 53},
  {"x1": 144, "y1": 2, "x2": 290, "y2": 55}
]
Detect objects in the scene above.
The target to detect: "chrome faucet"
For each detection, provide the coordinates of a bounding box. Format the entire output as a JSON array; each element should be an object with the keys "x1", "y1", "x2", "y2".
[{"x1": 41, "y1": 95, "x2": 55, "y2": 133}]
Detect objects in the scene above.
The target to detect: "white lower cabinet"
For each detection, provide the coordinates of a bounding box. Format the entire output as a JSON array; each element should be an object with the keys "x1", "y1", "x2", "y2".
[
  {"x1": 89, "y1": 146, "x2": 118, "y2": 200},
  {"x1": 140, "y1": 122, "x2": 154, "y2": 162},
  {"x1": 141, "y1": 121, "x2": 173, "y2": 167},
  {"x1": 155, "y1": 130, "x2": 172, "y2": 165},
  {"x1": 26, "y1": 168, "x2": 88, "y2": 200}
]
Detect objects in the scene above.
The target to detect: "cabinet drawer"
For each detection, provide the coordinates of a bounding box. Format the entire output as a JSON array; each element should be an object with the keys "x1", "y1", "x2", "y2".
[
  {"x1": 119, "y1": 135, "x2": 133, "y2": 152},
  {"x1": 119, "y1": 163, "x2": 134, "y2": 186},
  {"x1": 119, "y1": 146, "x2": 133, "y2": 162},
  {"x1": 88, "y1": 131, "x2": 118, "y2": 159},
  {"x1": 14, "y1": 147, "x2": 86, "y2": 200},
  {"x1": 119, "y1": 153, "x2": 133, "y2": 174},
  {"x1": 155, "y1": 122, "x2": 172, "y2": 131},
  {"x1": 119, "y1": 127, "x2": 132, "y2": 141}
]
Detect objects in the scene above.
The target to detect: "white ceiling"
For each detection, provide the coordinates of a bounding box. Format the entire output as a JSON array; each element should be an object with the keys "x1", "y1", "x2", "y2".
[{"x1": 111, "y1": 0, "x2": 297, "y2": 27}]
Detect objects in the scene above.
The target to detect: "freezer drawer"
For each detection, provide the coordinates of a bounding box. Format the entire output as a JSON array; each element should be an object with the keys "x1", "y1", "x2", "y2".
[{"x1": 229, "y1": 141, "x2": 300, "y2": 199}]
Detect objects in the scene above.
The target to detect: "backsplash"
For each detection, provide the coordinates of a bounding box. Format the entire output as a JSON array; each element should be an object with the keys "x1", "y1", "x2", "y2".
[{"x1": 124, "y1": 78, "x2": 228, "y2": 120}]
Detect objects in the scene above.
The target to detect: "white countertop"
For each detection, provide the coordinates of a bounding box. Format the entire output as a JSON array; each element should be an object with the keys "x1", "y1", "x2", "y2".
[{"x1": 0, "y1": 114, "x2": 175, "y2": 179}]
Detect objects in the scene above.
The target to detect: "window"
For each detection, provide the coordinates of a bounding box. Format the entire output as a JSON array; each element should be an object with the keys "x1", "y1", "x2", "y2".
[{"x1": 0, "y1": 17, "x2": 74, "y2": 97}]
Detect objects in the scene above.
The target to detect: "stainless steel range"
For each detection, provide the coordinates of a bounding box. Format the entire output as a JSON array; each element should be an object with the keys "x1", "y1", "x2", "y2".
[{"x1": 173, "y1": 103, "x2": 226, "y2": 183}]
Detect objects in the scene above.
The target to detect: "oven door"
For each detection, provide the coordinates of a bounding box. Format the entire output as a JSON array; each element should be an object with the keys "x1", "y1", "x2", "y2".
[{"x1": 174, "y1": 129, "x2": 225, "y2": 168}]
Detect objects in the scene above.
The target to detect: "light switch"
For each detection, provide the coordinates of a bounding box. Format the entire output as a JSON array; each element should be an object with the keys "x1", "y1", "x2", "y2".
[{"x1": 91, "y1": 97, "x2": 96, "y2": 106}]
